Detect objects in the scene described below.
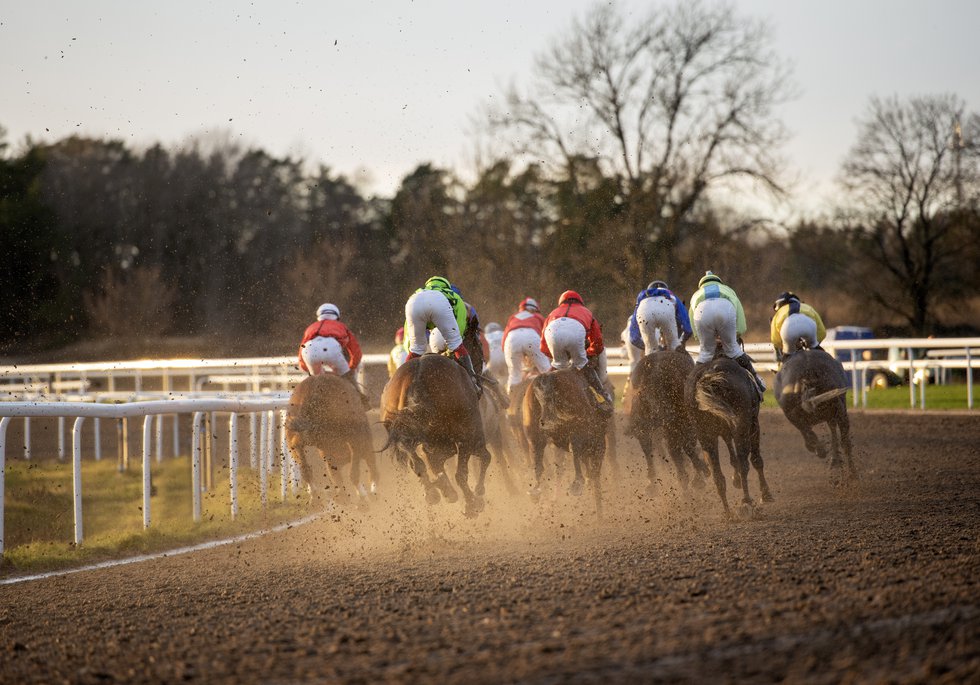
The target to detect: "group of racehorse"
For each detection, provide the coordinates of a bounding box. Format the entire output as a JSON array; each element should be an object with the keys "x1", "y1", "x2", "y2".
[{"x1": 283, "y1": 322, "x2": 857, "y2": 520}]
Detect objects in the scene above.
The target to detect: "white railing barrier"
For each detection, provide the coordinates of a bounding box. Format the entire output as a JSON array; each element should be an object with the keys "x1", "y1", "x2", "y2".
[{"x1": 0, "y1": 397, "x2": 291, "y2": 556}]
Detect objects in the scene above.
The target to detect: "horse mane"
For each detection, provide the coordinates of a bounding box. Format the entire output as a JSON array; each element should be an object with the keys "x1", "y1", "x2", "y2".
[{"x1": 694, "y1": 368, "x2": 738, "y2": 431}]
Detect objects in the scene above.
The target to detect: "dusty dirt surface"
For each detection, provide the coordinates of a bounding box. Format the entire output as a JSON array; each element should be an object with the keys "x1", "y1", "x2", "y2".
[{"x1": 1, "y1": 410, "x2": 978, "y2": 683}]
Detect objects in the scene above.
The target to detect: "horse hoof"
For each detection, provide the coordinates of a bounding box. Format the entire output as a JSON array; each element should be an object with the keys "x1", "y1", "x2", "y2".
[
  {"x1": 527, "y1": 486, "x2": 542, "y2": 503},
  {"x1": 736, "y1": 502, "x2": 755, "y2": 520},
  {"x1": 464, "y1": 499, "x2": 484, "y2": 518},
  {"x1": 732, "y1": 475, "x2": 743, "y2": 489},
  {"x1": 691, "y1": 476, "x2": 707, "y2": 491},
  {"x1": 357, "y1": 483, "x2": 369, "y2": 498},
  {"x1": 762, "y1": 491, "x2": 775, "y2": 503},
  {"x1": 425, "y1": 488, "x2": 441, "y2": 505},
  {"x1": 645, "y1": 482, "x2": 658, "y2": 497},
  {"x1": 370, "y1": 481, "x2": 378, "y2": 495},
  {"x1": 569, "y1": 481, "x2": 584, "y2": 497}
]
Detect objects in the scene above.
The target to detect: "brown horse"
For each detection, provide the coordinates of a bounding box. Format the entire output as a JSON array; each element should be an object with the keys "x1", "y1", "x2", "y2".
[
  {"x1": 687, "y1": 356, "x2": 773, "y2": 516},
  {"x1": 522, "y1": 369, "x2": 612, "y2": 515},
  {"x1": 379, "y1": 353, "x2": 491, "y2": 518},
  {"x1": 285, "y1": 373, "x2": 378, "y2": 505},
  {"x1": 627, "y1": 350, "x2": 710, "y2": 494},
  {"x1": 774, "y1": 346, "x2": 856, "y2": 484}
]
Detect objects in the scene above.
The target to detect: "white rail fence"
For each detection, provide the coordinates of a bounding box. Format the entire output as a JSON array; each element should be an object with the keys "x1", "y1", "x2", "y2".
[
  {"x1": 0, "y1": 397, "x2": 295, "y2": 556},
  {"x1": 0, "y1": 337, "x2": 976, "y2": 556}
]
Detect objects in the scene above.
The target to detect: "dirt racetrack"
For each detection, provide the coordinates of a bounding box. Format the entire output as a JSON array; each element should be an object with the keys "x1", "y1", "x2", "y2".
[{"x1": 1, "y1": 409, "x2": 978, "y2": 683}]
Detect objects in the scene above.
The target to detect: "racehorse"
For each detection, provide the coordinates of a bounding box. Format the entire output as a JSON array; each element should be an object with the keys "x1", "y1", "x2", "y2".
[
  {"x1": 627, "y1": 350, "x2": 710, "y2": 495},
  {"x1": 379, "y1": 353, "x2": 491, "y2": 518},
  {"x1": 285, "y1": 373, "x2": 378, "y2": 505},
  {"x1": 687, "y1": 356, "x2": 773, "y2": 516},
  {"x1": 522, "y1": 368, "x2": 612, "y2": 515},
  {"x1": 774, "y1": 345, "x2": 856, "y2": 484}
]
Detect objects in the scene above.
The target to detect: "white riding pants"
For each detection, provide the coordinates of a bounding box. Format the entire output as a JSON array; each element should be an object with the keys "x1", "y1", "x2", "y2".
[
  {"x1": 301, "y1": 336, "x2": 350, "y2": 376},
  {"x1": 405, "y1": 289, "x2": 462, "y2": 356},
  {"x1": 692, "y1": 298, "x2": 741, "y2": 363},
  {"x1": 780, "y1": 313, "x2": 819, "y2": 354},
  {"x1": 543, "y1": 317, "x2": 588, "y2": 370},
  {"x1": 503, "y1": 327, "x2": 551, "y2": 392},
  {"x1": 635, "y1": 295, "x2": 680, "y2": 354}
]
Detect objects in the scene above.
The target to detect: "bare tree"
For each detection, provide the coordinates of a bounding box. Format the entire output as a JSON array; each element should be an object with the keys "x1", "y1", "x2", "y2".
[
  {"x1": 82, "y1": 265, "x2": 177, "y2": 340},
  {"x1": 485, "y1": 0, "x2": 793, "y2": 286},
  {"x1": 839, "y1": 94, "x2": 980, "y2": 334}
]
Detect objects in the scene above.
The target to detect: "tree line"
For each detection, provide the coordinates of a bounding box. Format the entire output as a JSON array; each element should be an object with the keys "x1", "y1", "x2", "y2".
[{"x1": 1, "y1": 1, "x2": 977, "y2": 359}]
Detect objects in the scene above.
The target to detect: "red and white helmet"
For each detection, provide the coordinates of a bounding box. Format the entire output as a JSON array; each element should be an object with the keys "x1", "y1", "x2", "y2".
[{"x1": 519, "y1": 297, "x2": 540, "y2": 313}]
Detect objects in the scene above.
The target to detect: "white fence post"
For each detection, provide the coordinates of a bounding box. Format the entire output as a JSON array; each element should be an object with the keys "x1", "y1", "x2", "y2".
[
  {"x1": 23, "y1": 417, "x2": 31, "y2": 461},
  {"x1": 72, "y1": 417, "x2": 85, "y2": 545},
  {"x1": 142, "y1": 415, "x2": 153, "y2": 529},
  {"x1": 229, "y1": 413, "x2": 239, "y2": 520},
  {"x1": 0, "y1": 417, "x2": 9, "y2": 556},
  {"x1": 93, "y1": 418, "x2": 101, "y2": 461},
  {"x1": 280, "y1": 411, "x2": 289, "y2": 502},
  {"x1": 192, "y1": 412, "x2": 203, "y2": 523}
]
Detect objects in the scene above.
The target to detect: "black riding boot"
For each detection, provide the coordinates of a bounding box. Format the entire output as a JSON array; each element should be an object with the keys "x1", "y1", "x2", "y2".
[
  {"x1": 583, "y1": 365, "x2": 614, "y2": 414},
  {"x1": 342, "y1": 369, "x2": 371, "y2": 409},
  {"x1": 454, "y1": 351, "x2": 483, "y2": 398},
  {"x1": 735, "y1": 353, "x2": 767, "y2": 396}
]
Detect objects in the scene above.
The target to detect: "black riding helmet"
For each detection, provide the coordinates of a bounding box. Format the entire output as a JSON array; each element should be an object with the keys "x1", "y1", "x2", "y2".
[{"x1": 773, "y1": 291, "x2": 800, "y2": 311}]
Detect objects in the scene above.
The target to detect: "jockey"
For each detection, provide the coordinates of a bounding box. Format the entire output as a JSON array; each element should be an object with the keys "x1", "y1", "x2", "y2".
[
  {"x1": 387, "y1": 327, "x2": 408, "y2": 377},
  {"x1": 404, "y1": 275, "x2": 481, "y2": 392},
  {"x1": 483, "y1": 321, "x2": 508, "y2": 381},
  {"x1": 629, "y1": 280, "x2": 693, "y2": 355},
  {"x1": 689, "y1": 272, "x2": 766, "y2": 396},
  {"x1": 501, "y1": 297, "x2": 551, "y2": 394},
  {"x1": 770, "y1": 291, "x2": 827, "y2": 362},
  {"x1": 297, "y1": 303, "x2": 369, "y2": 406},
  {"x1": 541, "y1": 290, "x2": 614, "y2": 413},
  {"x1": 621, "y1": 318, "x2": 643, "y2": 375}
]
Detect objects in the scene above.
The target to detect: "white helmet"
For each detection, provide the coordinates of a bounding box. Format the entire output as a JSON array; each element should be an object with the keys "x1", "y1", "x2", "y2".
[{"x1": 316, "y1": 303, "x2": 340, "y2": 321}]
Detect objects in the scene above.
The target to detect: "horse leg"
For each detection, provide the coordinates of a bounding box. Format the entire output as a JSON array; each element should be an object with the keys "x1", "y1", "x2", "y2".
[
  {"x1": 733, "y1": 424, "x2": 754, "y2": 507},
  {"x1": 827, "y1": 420, "x2": 844, "y2": 487},
  {"x1": 786, "y1": 408, "x2": 826, "y2": 458},
  {"x1": 837, "y1": 403, "x2": 858, "y2": 483},
  {"x1": 429, "y1": 448, "x2": 459, "y2": 505},
  {"x1": 604, "y1": 419, "x2": 620, "y2": 482},
  {"x1": 568, "y1": 439, "x2": 585, "y2": 498},
  {"x1": 635, "y1": 427, "x2": 659, "y2": 495},
  {"x1": 749, "y1": 415, "x2": 773, "y2": 502},
  {"x1": 665, "y1": 434, "x2": 691, "y2": 493},
  {"x1": 586, "y1": 441, "x2": 604, "y2": 518},
  {"x1": 702, "y1": 438, "x2": 731, "y2": 518},
  {"x1": 681, "y1": 433, "x2": 710, "y2": 486},
  {"x1": 724, "y1": 435, "x2": 742, "y2": 489},
  {"x1": 528, "y1": 430, "x2": 548, "y2": 501},
  {"x1": 458, "y1": 447, "x2": 489, "y2": 518},
  {"x1": 408, "y1": 450, "x2": 441, "y2": 505}
]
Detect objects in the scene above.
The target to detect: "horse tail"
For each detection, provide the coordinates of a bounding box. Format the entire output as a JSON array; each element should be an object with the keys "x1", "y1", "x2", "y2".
[
  {"x1": 695, "y1": 369, "x2": 738, "y2": 431},
  {"x1": 801, "y1": 386, "x2": 847, "y2": 413},
  {"x1": 379, "y1": 405, "x2": 425, "y2": 456}
]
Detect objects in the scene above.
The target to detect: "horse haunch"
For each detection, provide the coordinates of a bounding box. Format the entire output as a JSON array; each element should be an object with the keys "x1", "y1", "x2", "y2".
[
  {"x1": 285, "y1": 374, "x2": 378, "y2": 501},
  {"x1": 523, "y1": 369, "x2": 610, "y2": 515},
  {"x1": 379, "y1": 353, "x2": 491, "y2": 517},
  {"x1": 774, "y1": 349, "x2": 857, "y2": 481},
  {"x1": 628, "y1": 350, "x2": 707, "y2": 492},
  {"x1": 687, "y1": 357, "x2": 771, "y2": 515}
]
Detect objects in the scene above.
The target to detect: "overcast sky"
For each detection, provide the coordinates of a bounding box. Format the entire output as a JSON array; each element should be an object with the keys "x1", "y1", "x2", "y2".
[{"x1": 2, "y1": 0, "x2": 978, "y2": 217}]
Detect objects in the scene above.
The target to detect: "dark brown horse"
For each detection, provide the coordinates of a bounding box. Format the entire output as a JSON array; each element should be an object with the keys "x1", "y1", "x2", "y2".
[
  {"x1": 379, "y1": 353, "x2": 491, "y2": 517},
  {"x1": 522, "y1": 369, "x2": 612, "y2": 515},
  {"x1": 687, "y1": 356, "x2": 773, "y2": 516},
  {"x1": 627, "y1": 350, "x2": 710, "y2": 494},
  {"x1": 774, "y1": 346, "x2": 856, "y2": 484},
  {"x1": 285, "y1": 373, "x2": 378, "y2": 505}
]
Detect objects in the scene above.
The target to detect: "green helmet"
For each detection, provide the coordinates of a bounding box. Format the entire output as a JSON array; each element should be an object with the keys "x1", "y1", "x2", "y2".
[
  {"x1": 425, "y1": 276, "x2": 452, "y2": 291},
  {"x1": 698, "y1": 271, "x2": 722, "y2": 288}
]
